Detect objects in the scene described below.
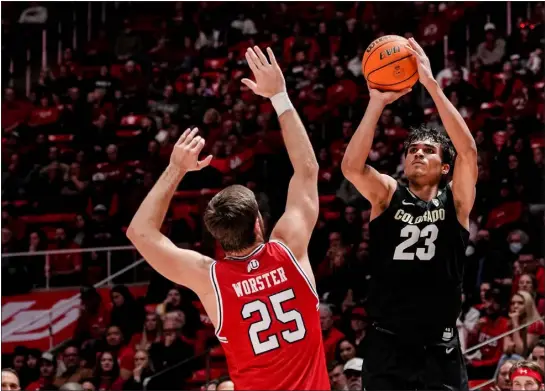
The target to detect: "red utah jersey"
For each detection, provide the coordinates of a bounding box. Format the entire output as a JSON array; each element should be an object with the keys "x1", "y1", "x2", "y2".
[{"x1": 210, "y1": 240, "x2": 330, "y2": 390}]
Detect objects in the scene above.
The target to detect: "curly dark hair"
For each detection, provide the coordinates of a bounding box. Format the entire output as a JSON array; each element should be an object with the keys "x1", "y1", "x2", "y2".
[{"x1": 403, "y1": 125, "x2": 456, "y2": 167}]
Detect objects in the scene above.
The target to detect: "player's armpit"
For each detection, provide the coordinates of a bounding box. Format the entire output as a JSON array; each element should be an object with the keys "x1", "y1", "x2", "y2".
[
  {"x1": 270, "y1": 171, "x2": 319, "y2": 262},
  {"x1": 342, "y1": 164, "x2": 397, "y2": 212},
  {"x1": 449, "y1": 150, "x2": 477, "y2": 230},
  {"x1": 127, "y1": 227, "x2": 213, "y2": 294}
]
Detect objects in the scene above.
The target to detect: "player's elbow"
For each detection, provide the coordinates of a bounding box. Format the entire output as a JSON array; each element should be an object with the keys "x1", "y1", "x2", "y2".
[
  {"x1": 458, "y1": 141, "x2": 478, "y2": 160},
  {"x1": 341, "y1": 159, "x2": 360, "y2": 181},
  {"x1": 126, "y1": 224, "x2": 145, "y2": 244},
  {"x1": 296, "y1": 160, "x2": 319, "y2": 178}
]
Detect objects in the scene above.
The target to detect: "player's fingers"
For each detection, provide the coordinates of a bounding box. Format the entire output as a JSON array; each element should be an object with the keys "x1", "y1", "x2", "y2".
[
  {"x1": 191, "y1": 136, "x2": 206, "y2": 153},
  {"x1": 247, "y1": 48, "x2": 263, "y2": 70},
  {"x1": 197, "y1": 154, "x2": 213, "y2": 169},
  {"x1": 241, "y1": 78, "x2": 257, "y2": 91},
  {"x1": 266, "y1": 47, "x2": 278, "y2": 66},
  {"x1": 409, "y1": 37, "x2": 425, "y2": 55},
  {"x1": 245, "y1": 51, "x2": 260, "y2": 74},
  {"x1": 188, "y1": 135, "x2": 202, "y2": 149},
  {"x1": 184, "y1": 128, "x2": 199, "y2": 146},
  {"x1": 254, "y1": 46, "x2": 270, "y2": 67},
  {"x1": 404, "y1": 45, "x2": 419, "y2": 58},
  {"x1": 176, "y1": 128, "x2": 191, "y2": 145},
  {"x1": 397, "y1": 88, "x2": 412, "y2": 98}
]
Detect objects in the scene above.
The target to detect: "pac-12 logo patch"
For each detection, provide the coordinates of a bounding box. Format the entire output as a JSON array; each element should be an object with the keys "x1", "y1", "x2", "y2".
[{"x1": 247, "y1": 259, "x2": 260, "y2": 273}]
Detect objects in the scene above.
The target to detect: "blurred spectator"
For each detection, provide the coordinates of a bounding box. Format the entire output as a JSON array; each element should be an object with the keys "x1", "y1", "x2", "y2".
[
  {"x1": 26, "y1": 352, "x2": 58, "y2": 391},
  {"x1": 476, "y1": 23, "x2": 506, "y2": 71},
  {"x1": 503, "y1": 291, "x2": 544, "y2": 357},
  {"x1": 1, "y1": 369, "x2": 21, "y2": 391},
  {"x1": 122, "y1": 350, "x2": 155, "y2": 391},
  {"x1": 148, "y1": 318, "x2": 195, "y2": 389},
  {"x1": 47, "y1": 228, "x2": 82, "y2": 286},
  {"x1": 102, "y1": 325, "x2": 135, "y2": 381},
  {"x1": 493, "y1": 359, "x2": 517, "y2": 391},
  {"x1": 320, "y1": 303, "x2": 345, "y2": 362},
  {"x1": 129, "y1": 312, "x2": 163, "y2": 351},
  {"x1": 343, "y1": 358, "x2": 363, "y2": 391},
  {"x1": 530, "y1": 340, "x2": 545, "y2": 369},
  {"x1": 334, "y1": 338, "x2": 357, "y2": 365},
  {"x1": 509, "y1": 360, "x2": 545, "y2": 391},
  {"x1": 328, "y1": 361, "x2": 349, "y2": 391},
  {"x1": 23, "y1": 348, "x2": 41, "y2": 386},
  {"x1": 74, "y1": 287, "x2": 110, "y2": 346},
  {"x1": 110, "y1": 285, "x2": 146, "y2": 340},
  {"x1": 53, "y1": 345, "x2": 92, "y2": 388},
  {"x1": 92, "y1": 351, "x2": 124, "y2": 391},
  {"x1": 115, "y1": 20, "x2": 143, "y2": 62},
  {"x1": 466, "y1": 289, "x2": 510, "y2": 379},
  {"x1": 19, "y1": 2, "x2": 48, "y2": 24},
  {"x1": 10, "y1": 347, "x2": 27, "y2": 387},
  {"x1": 155, "y1": 287, "x2": 201, "y2": 338}
]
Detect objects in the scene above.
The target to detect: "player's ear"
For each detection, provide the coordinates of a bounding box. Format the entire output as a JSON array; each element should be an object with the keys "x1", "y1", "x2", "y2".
[{"x1": 441, "y1": 163, "x2": 450, "y2": 175}]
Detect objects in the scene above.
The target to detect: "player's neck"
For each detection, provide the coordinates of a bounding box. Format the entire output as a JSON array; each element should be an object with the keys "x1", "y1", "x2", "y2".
[
  {"x1": 407, "y1": 182, "x2": 440, "y2": 202},
  {"x1": 225, "y1": 241, "x2": 265, "y2": 259}
]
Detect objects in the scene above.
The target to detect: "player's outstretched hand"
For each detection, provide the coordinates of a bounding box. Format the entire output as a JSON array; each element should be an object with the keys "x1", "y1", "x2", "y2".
[
  {"x1": 170, "y1": 128, "x2": 213, "y2": 172},
  {"x1": 405, "y1": 38, "x2": 435, "y2": 88},
  {"x1": 242, "y1": 46, "x2": 286, "y2": 98},
  {"x1": 368, "y1": 85, "x2": 412, "y2": 106}
]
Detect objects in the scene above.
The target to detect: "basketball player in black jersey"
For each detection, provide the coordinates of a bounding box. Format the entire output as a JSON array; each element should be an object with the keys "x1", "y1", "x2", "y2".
[{"x1": 342, "y1": 38, "x2": 477, "y2": 390}]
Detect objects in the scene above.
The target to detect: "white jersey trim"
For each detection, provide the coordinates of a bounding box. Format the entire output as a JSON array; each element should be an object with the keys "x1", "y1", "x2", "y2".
[
  {"x1": 209, "y1": 261, "x2": 228, "y2": 343},
  {"x1": 269, "y1": 240, "x2": 320, "y2": 308}
]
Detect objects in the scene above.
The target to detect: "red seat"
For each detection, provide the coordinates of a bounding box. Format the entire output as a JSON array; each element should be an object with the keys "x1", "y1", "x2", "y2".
[
  {"x1": 319, "y1": 195, "x2": 336, "y2": 205},
  {"x1": 323, "y1": 211, "x2": 340, "y2": 220},
  {"x1": 209, "y1": 345, "x2": 225, "y2": 359},
  {"x1": 201, "y1": 71, "x2": 220, "y2": 80},
  {"x1": 2, "y1": 200, "x2": 28, "y2": 208},
  {"x1": 204, "y1": 58, "x2": 227, "y2": 70},
  {"x1": 20, "y1": 213, "x2": 77, "y2": 224},
  {"x1": 120, "y1": 114, "x2": 145, "y2": 127},
  {"x1": 48, "y1": 134, "x2": 74, "y2": 142},
  {"x1": 116, "y1": 130, "x2": 142, "y2": 138}
]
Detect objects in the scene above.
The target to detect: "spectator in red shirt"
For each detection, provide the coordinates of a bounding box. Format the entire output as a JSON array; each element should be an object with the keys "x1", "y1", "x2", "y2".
[
  {"x1": 320, "y1": 303, "x2": 345, "y2": 362},
  {"x1": 26, "y1": 352, "x2": 57, "y2": 391},
  {"x1": 103, "y1": 325, "x2": 135, "y2": 381},
  {"x1": 466, "y1": 289, "x2": 510, "y2": 379},
  {"x1": 74, "y1": 287, "x2": 110, "y2": 346},
  {"x1": 503, "y1": 291, "x2": 544, "y2": 357},
  {"x1": 92, "y1": 351, "x2": 124, "y2": 391},
  {"x1": 47, "y1": 228, "x2": 82, "y2": 287}
]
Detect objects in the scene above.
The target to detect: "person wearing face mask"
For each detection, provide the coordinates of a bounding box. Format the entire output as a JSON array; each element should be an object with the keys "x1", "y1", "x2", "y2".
[{"x1": 466, "y1": 289, "x2": 510, "y2": 379}]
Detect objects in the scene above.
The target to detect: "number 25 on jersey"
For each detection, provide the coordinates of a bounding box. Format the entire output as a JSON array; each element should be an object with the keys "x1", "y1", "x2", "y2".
[{"x1": 242, "y1": 288, "x2": 306, "y2": 355}]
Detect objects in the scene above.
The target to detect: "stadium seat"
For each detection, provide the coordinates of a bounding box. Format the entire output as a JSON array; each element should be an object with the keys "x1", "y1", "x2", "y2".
[
  {"x1": 20, "y1": 213, "x2": 77, "y2": 224},
  {"x1": 204, "y1": 58, "x2": 227, "y2": 70}
]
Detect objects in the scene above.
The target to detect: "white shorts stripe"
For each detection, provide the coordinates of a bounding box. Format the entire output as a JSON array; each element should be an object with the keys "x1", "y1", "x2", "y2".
[
  {"x1": 209, "y1": 261, "x2": 227, "y2": 342},
  {"x1": 270, "y1": 240, "x2": 320, "y2": 303}
]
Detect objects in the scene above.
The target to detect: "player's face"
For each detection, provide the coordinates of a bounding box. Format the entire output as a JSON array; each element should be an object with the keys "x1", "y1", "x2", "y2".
[
  {"x1": 531, "y1": 346, "x2": 545, "y2": 369},
  {"x1": 404, "y1": 140, "x2": 448, "y2": 185},
  {"x1": 511, "y1": 375, "x2": 542, "y2": 390}
]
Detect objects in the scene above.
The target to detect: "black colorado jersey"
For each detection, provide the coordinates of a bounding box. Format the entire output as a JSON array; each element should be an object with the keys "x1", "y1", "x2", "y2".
[{"x1": 367, "y1": 183, "x2": 469, "y2": 337}]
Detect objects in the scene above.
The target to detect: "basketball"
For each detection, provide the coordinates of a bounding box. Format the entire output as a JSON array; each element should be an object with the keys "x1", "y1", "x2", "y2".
[{"x1": 362, "y1": 35, "x2": 419, "y2": 91}]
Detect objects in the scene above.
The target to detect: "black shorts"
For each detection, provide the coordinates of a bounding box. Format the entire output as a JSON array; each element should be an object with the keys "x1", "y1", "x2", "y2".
[{"x1": 361, "y1": 324, "x2": 469, "y2": 391}]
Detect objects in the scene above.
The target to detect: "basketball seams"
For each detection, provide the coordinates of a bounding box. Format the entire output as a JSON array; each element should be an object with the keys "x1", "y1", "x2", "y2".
[
  {"x1": 367, "y1": 54, "x2": 416, "y2": 86},
  {"x1": 363, "y1": 37, "x2": 408, "y2": 78},
  {"x1": 369, "y1": 70, "x2": 418, "y2": 87}
]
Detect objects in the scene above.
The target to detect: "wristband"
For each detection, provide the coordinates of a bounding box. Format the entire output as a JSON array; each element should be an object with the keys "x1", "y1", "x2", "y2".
[{"x1": 270, "y1": 92, "x2": 294, "y2": 117}]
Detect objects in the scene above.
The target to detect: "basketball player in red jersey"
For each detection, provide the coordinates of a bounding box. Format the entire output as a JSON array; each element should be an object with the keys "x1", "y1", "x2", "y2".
[{"x1": 127, "y1": 46, "x2": 330, "y2": 391}]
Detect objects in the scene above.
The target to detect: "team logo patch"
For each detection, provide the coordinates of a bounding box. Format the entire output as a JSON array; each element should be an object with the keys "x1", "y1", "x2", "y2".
[
  {"x1": 432, "y1": 199, "x2": 439, "y2": 207},
  {"x1": 442, "y1": 327, "x2": 454, "y2": 341},
  {"x1": 247, "y1": 259, "x2": 260, "y2": 273}
]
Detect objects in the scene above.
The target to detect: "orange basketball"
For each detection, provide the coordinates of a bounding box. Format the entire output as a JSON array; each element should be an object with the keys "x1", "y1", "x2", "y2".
[{"x1": 362, "y1": 35, "x2": 419, "y2": 91}]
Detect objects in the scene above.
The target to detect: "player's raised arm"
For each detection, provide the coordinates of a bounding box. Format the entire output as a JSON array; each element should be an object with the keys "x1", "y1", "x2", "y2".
[
  {"x1": 341, "y1": 88, "x2": 410, "y2": 214},
  {"x1": 242, "y1": 46, "x2": 317, "y2": 263},
  {"x1": 406, "y1": 38, "x2": 478, "y2": 229},
  {"x1": 126, "y1": 128, "x2": 214, "y2": 294}
]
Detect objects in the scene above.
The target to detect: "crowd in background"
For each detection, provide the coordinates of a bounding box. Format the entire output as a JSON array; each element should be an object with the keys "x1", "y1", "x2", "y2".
[{"x1": 2, "y1": 1, "x2": 544, "y2": 390}]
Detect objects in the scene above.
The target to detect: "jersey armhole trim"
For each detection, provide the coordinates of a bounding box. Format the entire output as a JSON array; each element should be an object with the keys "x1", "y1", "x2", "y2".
[
  {"x1": 269, "y1": 240, "x2": 320, "y2": 309},
  {"x1": 209, "y1": 261, "x2": 228, "y2": 343}
]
